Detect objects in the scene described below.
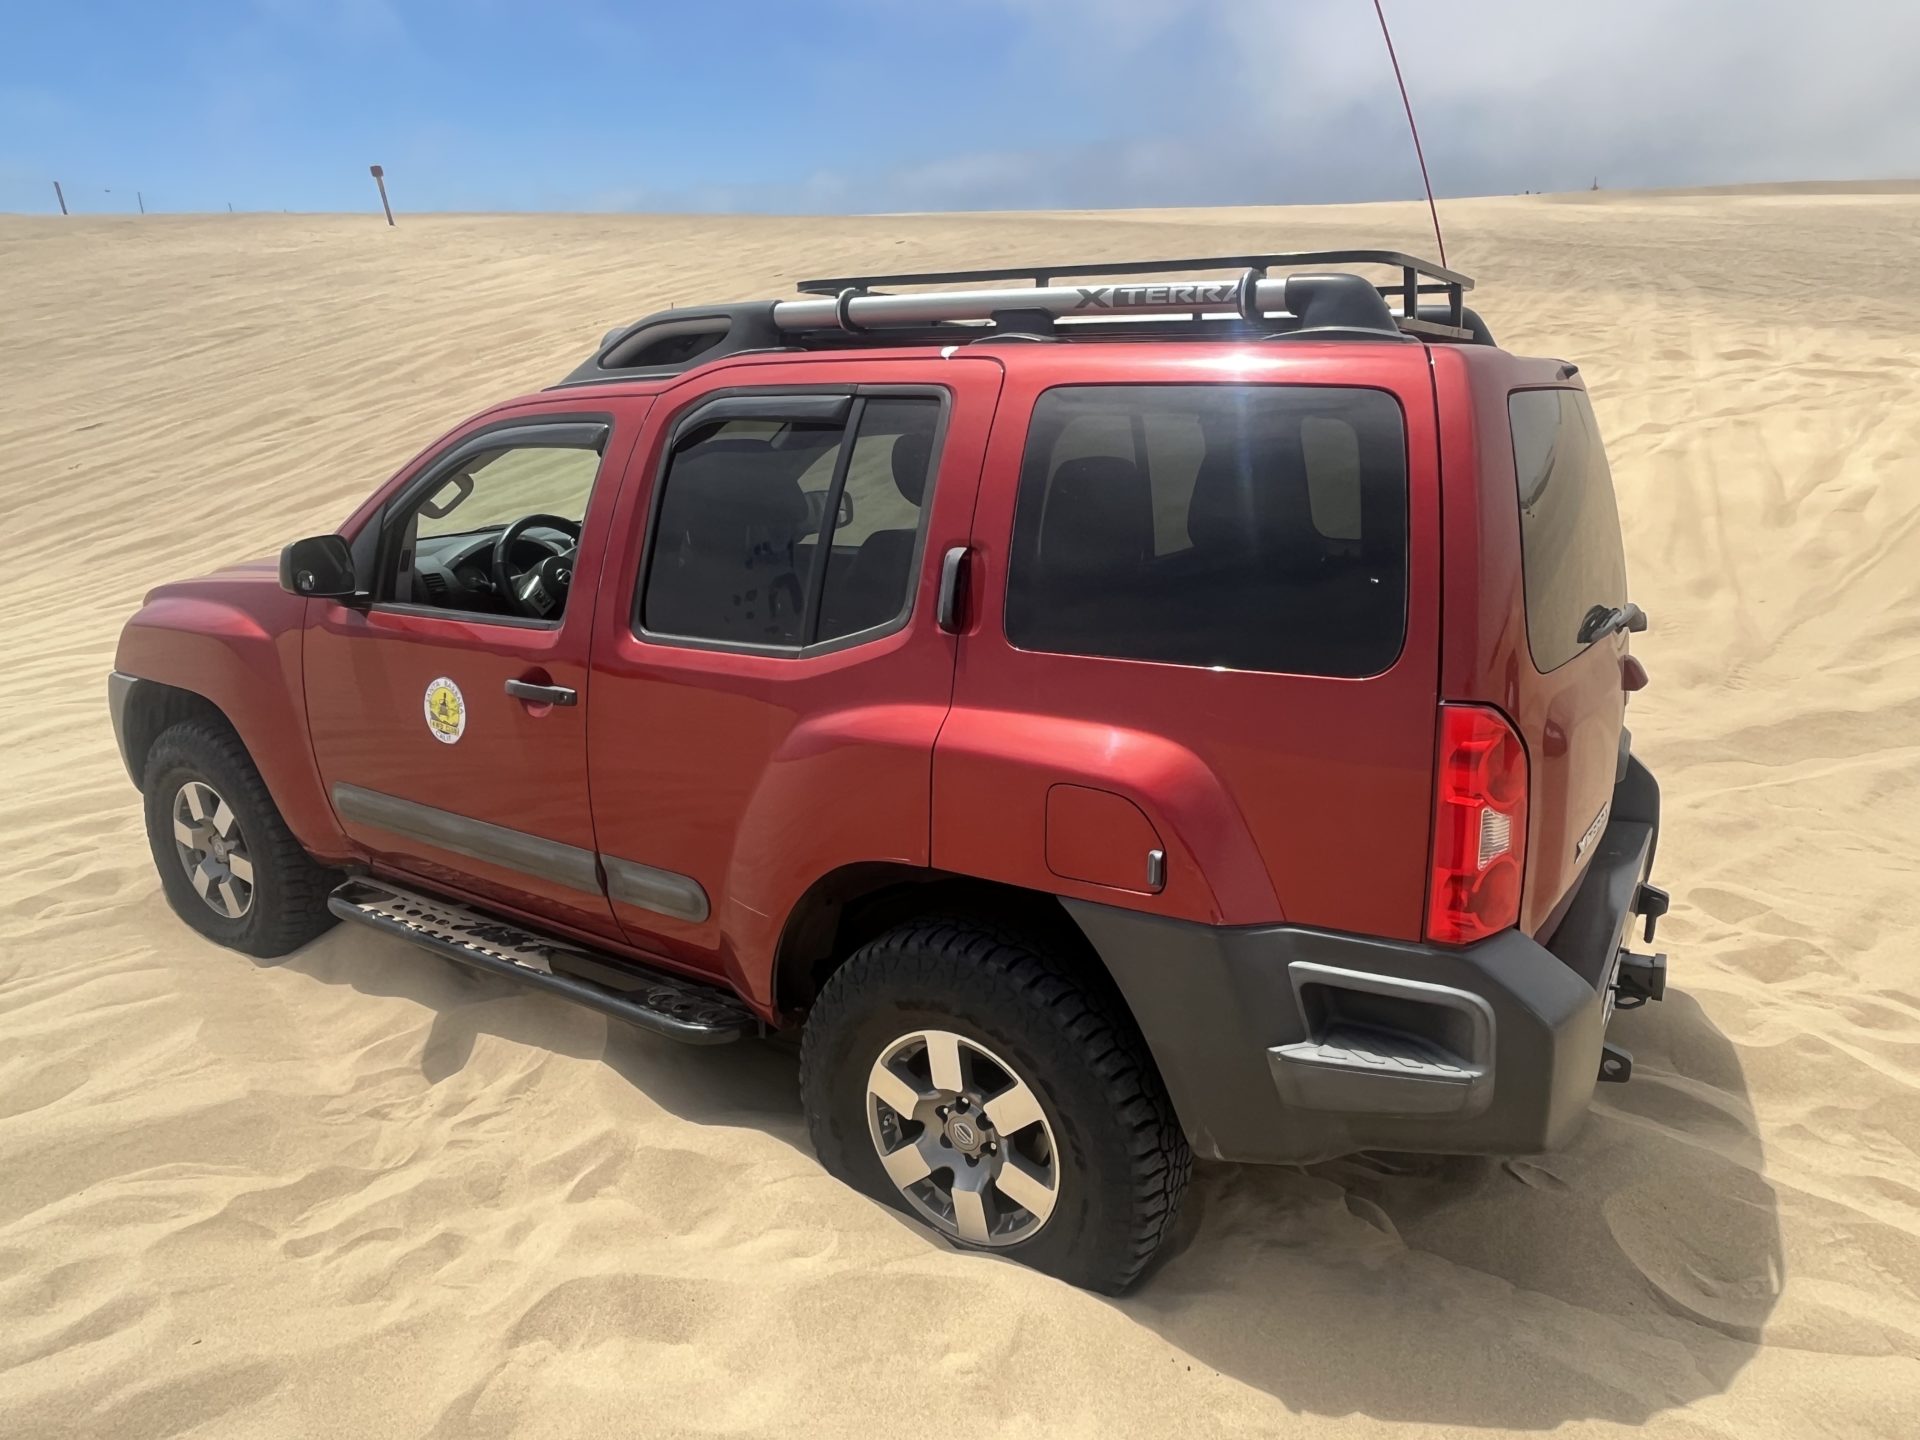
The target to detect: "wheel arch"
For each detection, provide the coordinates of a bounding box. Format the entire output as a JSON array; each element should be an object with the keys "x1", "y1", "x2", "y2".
[
  {"x1": 113, "y1": 676, "x2": 237, "y2": 790},
  {"x1": 772, "y1": 864, "x2": 1139, "y2": 1029}
]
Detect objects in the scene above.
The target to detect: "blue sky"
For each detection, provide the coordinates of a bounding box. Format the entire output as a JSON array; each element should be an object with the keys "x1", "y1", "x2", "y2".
[{"x1": 4, "y1": 0, "x2": 1915, "y2": 215}]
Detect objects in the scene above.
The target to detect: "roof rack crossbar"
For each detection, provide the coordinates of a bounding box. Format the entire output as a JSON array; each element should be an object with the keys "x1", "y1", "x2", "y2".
[
  {"x1": 772, "y1": 267, "x2": 1469, "y2": 340},
  {"x1": 784, "y1": 250, "x2": 1472, "y2": 340},
  {"x1": 795, "y1": 249, "x2": 1472, "y2": 295}
]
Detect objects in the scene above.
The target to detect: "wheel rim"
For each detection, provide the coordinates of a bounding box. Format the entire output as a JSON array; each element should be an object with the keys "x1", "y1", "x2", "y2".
[
  {"x1": 866, "y1": 1028, "x2": 1060, "y2": 1247},
  {"x1": 171, "y1": 780, "x2": 254, "y2": 919}
]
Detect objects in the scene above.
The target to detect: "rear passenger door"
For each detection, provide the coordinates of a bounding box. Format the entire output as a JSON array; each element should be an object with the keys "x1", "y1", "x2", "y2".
[
  {"x1": 586, "y1": 358, "x2": 1003, "y2": 1003},
  {"x1": 937, "y1": 348, "x2": 1443, "y2": 940}
]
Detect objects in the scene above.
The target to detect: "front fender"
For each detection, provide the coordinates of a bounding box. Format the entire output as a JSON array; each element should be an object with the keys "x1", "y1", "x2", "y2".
[{"x1": 114, "y1": 570, "x2": 350, "y2": 863}]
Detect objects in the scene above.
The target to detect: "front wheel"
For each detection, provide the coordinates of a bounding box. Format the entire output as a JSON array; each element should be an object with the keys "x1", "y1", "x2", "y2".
[
  {"x1": 799, "y1": 918, "x2": 1191, "y2": 1292},
  {"x1": 142, "y1": 718, "x2": 338, "y2": 958}
]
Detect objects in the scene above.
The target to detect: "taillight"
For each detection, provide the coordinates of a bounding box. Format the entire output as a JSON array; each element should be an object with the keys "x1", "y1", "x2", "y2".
[{"x1": 1426, "y1": 704, "x2": 1529, "y2": 945}]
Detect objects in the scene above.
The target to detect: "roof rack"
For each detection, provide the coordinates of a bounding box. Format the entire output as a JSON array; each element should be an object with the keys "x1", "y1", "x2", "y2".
[
  {"x1": 555, "y1": 249, "x2": 1488, "y2": 388},
  {"x1": 795, "y1": 249, "x2": 1471, "y2": 330}
]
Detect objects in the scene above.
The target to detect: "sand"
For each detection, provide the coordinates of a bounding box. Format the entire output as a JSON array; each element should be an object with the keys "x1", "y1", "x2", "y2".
[{"x1": 3, "y1": 188, "x2": 1919, "y2": 1437}]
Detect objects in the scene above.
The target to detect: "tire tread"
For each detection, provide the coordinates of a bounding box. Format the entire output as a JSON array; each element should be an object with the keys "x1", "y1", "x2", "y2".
[
  {"x1": 144, "y1": 718, "x2": 336, "y2": 958},
  {"x1": 800, "y1": 915, "x2": 1191, "y2": 1291}
]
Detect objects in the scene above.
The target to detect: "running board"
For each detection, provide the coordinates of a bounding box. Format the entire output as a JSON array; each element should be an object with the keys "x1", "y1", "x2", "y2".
[{"x1": 327, "y1": 879, "x2": 758, "y2": 1045}]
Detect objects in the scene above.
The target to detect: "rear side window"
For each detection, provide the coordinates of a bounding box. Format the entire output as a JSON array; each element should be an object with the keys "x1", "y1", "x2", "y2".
[
  {"x1": 1510, "y1": 389, "x2": 1628, "y2": 672},
  {"x1": 1004, "y1": 385, "x2": 1408, "y2": 677},
  {"x1": 640, "y1": 394, "x2": 941, "y2": 649}
]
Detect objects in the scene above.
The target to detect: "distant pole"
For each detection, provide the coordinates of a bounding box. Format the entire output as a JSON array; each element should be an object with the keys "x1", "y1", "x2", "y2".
[
  {"x1": 227, "y1": 201, "x2": 234, "y2": 213},
  {"x1": 369, "y1": 164, "x2": 395, "y2": 226},
  {"x1": 137, "y1": 191, "x2": 146, "y2": 215},
  {"x1": 53, "y1": 180, "x2": 67, "y2": 215}
]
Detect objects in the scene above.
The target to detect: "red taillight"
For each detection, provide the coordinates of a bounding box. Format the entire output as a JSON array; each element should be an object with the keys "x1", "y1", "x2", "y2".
[{"x1": 1426, "y1": 704, "x2": 1529, "y2": 945}]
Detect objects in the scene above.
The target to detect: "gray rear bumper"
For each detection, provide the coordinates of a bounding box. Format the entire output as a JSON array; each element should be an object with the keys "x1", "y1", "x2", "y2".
[{"x1": 1067, "y1": 759, "x2": 1664, "y2": 1165}]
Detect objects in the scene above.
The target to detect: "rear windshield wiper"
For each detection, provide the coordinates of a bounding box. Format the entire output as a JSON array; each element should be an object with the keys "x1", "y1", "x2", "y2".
[{"x1": 1579, "y1": 601, "x2": 1648, "y2": 645}]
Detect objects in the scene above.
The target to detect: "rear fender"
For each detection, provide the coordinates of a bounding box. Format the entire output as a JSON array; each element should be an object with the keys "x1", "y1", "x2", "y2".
[{"x1": 933, "y1": 709, "x2": 1281, "y2": 924}]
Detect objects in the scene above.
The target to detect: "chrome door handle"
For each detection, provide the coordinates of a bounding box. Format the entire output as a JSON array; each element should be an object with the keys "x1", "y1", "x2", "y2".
[{"x1": 505, "y1": 679, "x2": 577, "y2": 707}]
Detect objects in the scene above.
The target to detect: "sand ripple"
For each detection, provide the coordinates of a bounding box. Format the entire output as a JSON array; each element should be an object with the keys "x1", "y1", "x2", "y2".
[{"x1": 5, "y1": 190, "x2": 1920, "y2": 1436}]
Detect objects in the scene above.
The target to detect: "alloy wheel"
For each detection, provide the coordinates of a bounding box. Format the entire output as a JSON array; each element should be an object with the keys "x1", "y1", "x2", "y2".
[
  {"x1": 866, "y1": 1028, "x2": 1060, "y2": 1247},
  {"x1": 171, "y1": 779, "x2": 254, "y2": 919}
]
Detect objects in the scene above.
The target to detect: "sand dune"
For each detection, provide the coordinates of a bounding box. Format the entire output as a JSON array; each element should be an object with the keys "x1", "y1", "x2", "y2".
[{"x1": 3, "y1": 190, "x2": 1919, "y2": 1437}]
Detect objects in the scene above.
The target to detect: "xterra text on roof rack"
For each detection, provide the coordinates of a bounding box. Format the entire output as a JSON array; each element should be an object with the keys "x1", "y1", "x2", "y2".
[{"x1": 110, "y1": 250, "x2": 1669, "y2": 1292}]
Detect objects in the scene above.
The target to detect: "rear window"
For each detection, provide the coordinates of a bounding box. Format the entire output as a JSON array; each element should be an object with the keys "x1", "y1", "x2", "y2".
[
  {"x1": 1005, "y1": 385, "x2": 1408, "y2": 677},
  {"x1": 1510, "y1": 389, "x2": 1628, "y2": 672}
]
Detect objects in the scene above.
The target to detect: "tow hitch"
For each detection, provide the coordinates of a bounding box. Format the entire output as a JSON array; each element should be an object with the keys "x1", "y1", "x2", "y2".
[
  {"x1": 1613, "y1": 950, "x2": 1667, "y2": 1010},
  {"x1": 1599, "y1": 949, "x2": 1668, "y2": 1084}
]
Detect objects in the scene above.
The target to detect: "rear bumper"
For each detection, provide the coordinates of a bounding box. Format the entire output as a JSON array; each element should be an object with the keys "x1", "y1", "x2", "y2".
[{"x1": 1068, "y1": 758, "x2": 1664, "y2": 1165}]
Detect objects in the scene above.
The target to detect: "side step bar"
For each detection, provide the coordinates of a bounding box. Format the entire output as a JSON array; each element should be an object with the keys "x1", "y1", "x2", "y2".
[{"x1": 328, "y1": 879, "x2": 759, "y2": 1045}]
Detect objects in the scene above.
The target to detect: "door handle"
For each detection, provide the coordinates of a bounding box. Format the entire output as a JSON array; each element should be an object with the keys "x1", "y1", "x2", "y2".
[
  {"x1": 505, "y1": 678, "x2": 577, "y2": 707},
  {"x1": 937, "y1": 546, "x2": 970, "y2": 634}
]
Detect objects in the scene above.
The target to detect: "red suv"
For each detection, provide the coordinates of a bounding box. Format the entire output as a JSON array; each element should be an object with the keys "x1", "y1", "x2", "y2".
[{"x1": 109, "y1": 251, "x2": 1668, "y2": 1291}]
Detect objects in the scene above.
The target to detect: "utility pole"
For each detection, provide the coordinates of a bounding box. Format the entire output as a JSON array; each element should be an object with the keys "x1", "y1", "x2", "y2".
[
  {"x1": 137, "y1": 191, "x2": 145, "y2": 215},
  {"x1": 369, "y1": 164, "x2": 395, "y2": 226},
  {"x1": 53, "y1": 180, "x2": 68, "y2": 214}
]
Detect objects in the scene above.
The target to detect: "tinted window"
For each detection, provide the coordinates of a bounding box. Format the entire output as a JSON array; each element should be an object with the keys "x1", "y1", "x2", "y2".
[
  {"x1": 816, "y1": 397, "x2": 940, "y2": 642},
  {"x1": 1005, "y1": 385, "x2": 1408, "y2": 676},
  {"x1": 640, "y1": 395, "x2": 941, "y2": 649},
  {"x1": 1510, "y1": 389, "x2": 1628, "y2": 671}
]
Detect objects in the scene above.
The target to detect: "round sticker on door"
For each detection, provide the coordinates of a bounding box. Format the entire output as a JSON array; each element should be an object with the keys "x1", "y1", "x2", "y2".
[{"x1": 423, "y1": 676, "x2": 466, "y2": 744}]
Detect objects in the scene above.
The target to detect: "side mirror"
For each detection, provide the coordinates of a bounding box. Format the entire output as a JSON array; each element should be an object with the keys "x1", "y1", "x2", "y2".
[{"x1": 279, "y1": 535, "x2": 358, "y2": 599}]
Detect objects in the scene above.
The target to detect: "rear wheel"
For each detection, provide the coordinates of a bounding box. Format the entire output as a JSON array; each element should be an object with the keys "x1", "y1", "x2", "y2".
[
  {"x1": 799, "y1": 918, "x2": 1190, "y2": 1292},
  {"x1": 142, "y1": 719, "x2": 338, "y2": 958}
]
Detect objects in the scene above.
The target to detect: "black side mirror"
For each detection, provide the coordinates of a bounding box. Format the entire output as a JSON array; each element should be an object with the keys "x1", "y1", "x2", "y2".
[{"x1": 279, "y1": 535, "x2": 358, "y2": 599}]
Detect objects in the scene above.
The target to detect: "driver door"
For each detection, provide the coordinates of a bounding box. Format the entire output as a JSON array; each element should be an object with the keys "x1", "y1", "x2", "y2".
[{"x1": 304, "y1": 401, "x2": 648, "y2": 943}]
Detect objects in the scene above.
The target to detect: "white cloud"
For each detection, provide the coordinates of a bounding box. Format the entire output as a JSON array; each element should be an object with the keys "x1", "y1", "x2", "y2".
[{"x1": 748, "y1": 0, "x2": 1920, "y2": 211}]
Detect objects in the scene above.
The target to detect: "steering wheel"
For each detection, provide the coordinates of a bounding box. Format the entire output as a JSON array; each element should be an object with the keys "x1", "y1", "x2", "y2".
[{"x1": 492, "y1": 513, "x2": 582, "y2": 619}]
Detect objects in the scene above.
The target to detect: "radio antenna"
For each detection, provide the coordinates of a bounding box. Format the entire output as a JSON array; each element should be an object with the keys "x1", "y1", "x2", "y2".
[{"x1": 1371, "y1": 0, "x2": 1447, "y2": 267}]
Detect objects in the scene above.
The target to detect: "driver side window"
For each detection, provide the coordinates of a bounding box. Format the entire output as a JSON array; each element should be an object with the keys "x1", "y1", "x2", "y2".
[{"x1": 389, "y1": 438, "x2": 604, "y2": 621}]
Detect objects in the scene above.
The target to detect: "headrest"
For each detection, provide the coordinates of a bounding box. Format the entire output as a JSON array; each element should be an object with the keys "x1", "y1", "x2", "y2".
[
  {"x1": 1041, "y1": 456, "x2": 1152, "y2": 572},
  {"x1": 1186, "y1": 431, "x2": 1309, "y2": 557},
  {"x1": 891, "y1": 432, "x2": 934, "y2": 505}
]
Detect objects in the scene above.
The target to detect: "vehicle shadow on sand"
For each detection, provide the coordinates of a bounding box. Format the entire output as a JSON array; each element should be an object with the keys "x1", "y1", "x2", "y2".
[
  {"x1": 1123, "y1": 988, "x2": 1782, "y2": 1428},
  {"x1": 278, "y1": 923, "x2": 1779, "y2": 1430}
]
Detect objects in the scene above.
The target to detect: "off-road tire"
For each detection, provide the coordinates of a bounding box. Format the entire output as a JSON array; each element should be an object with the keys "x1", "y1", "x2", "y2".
[
  {"x1": 800, "y1": 917, "x2": 1191, "y2": 1292},
  {"x1": 142, "y1": 718, "x2": 338, "y2": 958}
]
